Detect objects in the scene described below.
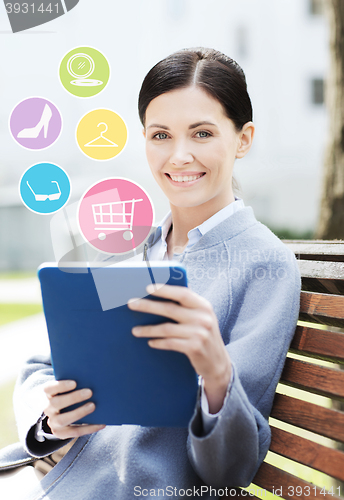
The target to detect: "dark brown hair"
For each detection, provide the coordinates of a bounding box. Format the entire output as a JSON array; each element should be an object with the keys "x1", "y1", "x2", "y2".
[{"x1": 138, "y1": 47, "x2": 253, "y2": 131}]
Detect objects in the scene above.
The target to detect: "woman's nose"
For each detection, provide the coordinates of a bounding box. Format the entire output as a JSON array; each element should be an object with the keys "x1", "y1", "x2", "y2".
[{"x1": 169, "y1": 141, "x2": 194, "y2": 166}]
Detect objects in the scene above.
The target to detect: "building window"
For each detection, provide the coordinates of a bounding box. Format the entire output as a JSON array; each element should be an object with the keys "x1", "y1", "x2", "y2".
[
  {"x1": 236, "y1": 26, "x2": 248, "y2": 58},
  {"x1": 309, "y1": 0, "x2": 324, "y2": 16},
  {"x1": 311, "y1": 78, "x2": 324, "y2": 105},
  {"x1": 166, "y1": 0, "x2": 185, "y2": 21}
]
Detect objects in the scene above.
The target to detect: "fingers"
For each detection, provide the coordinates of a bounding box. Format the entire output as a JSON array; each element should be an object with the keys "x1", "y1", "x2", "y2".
[
  {"x1": 145, "y1": 326, "x2": 209, "y2": 358},
  {"x1": 46, "y1": 388, "x2": 93, "y2": 414},
  {"x1": 133, "y1": 322, "x2": 204, "y2": 340},
  {"x1": 128, "y1": 286, "x2": 212, "y2": 324},
  {"x1": 133, "y1": 322, "x2": 211, "y2": 363},
  {"x1": 44, "y1": 379, "x2": 77, "y2": 397},
  {"x1": 45, "y1": 398, "x2": 105, "y2": 439},
  {"x1": 128, "y1": 296, "x2": 191, "y2": 323},
  {"x1": 147, "y1": 284, "x2": 210, "y2": 310},
  {"x1": 46, "y1": 401, "x2": 100, "y2": 439},
  {"x1": 43, "y1": 379, "x2": 106, "y2": 439},
  {"x1": 48, "y1": 418, "x2": 105, "y2": 440}
]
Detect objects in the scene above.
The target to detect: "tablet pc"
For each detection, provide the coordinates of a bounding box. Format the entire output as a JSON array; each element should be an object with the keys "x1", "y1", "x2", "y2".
[{"x1": 38, "y1": 262, "x2": 198, "y2": 427}]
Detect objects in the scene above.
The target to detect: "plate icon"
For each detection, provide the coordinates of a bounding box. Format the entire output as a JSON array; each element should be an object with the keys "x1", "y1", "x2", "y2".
[{"x1": 59, "y1": 47, "x2": 110, "y2": 98}]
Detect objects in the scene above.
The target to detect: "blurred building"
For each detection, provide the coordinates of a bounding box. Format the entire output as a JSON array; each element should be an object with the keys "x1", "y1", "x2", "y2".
[{"x1": 0, "y1": 0, "x2": 328, "y2": 270}]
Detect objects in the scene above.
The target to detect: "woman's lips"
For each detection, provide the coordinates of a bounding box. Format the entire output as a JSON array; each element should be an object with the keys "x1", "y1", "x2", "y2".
[{"x1": 165, "y1": 172, "x2": 206, "y2": 186}]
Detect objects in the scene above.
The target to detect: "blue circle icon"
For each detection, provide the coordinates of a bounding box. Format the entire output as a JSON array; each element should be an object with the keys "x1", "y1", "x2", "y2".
[{"x1": 19, "y1": 163, "x2": 71, "y2": 215}]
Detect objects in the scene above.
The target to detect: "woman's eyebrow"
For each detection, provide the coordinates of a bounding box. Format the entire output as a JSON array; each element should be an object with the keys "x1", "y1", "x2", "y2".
[
  {"x1": 146, "y1": 124, "x2": 170, "y2": 130},
  {"x1": 146, "y1": 121, "x2": 217, "y2": 130},
  {"x1": 189, "y1": 121, "x2": 217, "y2": 129}
]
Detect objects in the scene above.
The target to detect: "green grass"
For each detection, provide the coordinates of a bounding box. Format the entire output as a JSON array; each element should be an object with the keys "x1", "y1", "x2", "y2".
[
  {"x1": 0, "y1": 301, "x2": 44, "y2": 449},
  {"x1": 0, "y1": 379, "x2": 18, "y2": 448},
  {"x1": 266, "y1": 226, "x2": 314, "y2": 240},
  {"x1": 0, "y1": 303, "x2": 42, "y2": 327},
  {"x1": 0, "y1": 302, "x2": 43, "y2": 448},
  {"x1": 0, "y1": 271, "x2": 36, "y2": 280}
]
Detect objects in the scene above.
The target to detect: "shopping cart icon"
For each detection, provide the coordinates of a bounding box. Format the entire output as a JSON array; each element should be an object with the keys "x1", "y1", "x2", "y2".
[
  {"x1": 27, "y1": 180, "x2": 61, "y2": 201},
  {"x1": 92, "y1": 198, "x2": 143, "y2": 241}
]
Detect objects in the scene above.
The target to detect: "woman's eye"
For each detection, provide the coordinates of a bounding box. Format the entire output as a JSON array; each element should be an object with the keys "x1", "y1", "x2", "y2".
[
  {"x1": 153, "y1": 132, "x2": 168, "y2": 140},
  {"x1": 195, "y1": 131, "x2": 211, "y2": 138}
]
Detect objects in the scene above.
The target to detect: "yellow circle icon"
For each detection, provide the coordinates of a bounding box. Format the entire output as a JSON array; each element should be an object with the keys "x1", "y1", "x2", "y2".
[{"x1": 76, "y1": 109, "x2": 128, "y2": 161}]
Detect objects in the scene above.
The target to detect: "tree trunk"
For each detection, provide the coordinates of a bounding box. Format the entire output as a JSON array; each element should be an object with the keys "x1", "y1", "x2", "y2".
[{"x1": 316, "y1": 0, "x2": 344, "y2": 239}]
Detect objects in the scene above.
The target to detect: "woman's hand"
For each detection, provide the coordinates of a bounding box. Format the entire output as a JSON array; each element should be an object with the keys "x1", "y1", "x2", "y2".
[
  {"x1": 43, "y1": 380, "x2": 106, "y2": 440},
  {"x1": 128, "y1": 284, "x2": 232, "y2": 414}
]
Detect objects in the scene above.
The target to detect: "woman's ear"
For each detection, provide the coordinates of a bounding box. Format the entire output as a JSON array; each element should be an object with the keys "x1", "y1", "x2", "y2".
[{"x1": 236, "y1": 122, "x2": 254, "y2": 159}]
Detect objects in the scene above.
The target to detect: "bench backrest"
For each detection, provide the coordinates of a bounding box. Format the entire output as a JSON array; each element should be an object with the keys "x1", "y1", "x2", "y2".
[{"x1": 252, "y1": 240, "x2": 344, "y2": 500}]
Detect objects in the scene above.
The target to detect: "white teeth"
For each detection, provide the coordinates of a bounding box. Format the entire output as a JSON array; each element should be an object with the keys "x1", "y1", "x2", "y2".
[{"x1": 169, "y1": 174, "x2": 203, "y2": 182}]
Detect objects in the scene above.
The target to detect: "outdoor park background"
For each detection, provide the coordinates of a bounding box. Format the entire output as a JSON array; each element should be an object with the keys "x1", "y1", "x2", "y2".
[{"x1": 0, "y1": 0, "x2": 339, "y2": 495}]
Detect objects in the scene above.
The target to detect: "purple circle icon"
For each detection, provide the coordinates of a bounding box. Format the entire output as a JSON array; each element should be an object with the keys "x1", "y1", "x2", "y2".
[{"x1": 9, "y1": 97, "x2": 62, "y2": 150}]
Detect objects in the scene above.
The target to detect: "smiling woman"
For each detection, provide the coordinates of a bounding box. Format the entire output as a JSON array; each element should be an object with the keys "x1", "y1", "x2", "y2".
[
  {"x1": 0, "y1": 48, "x2": 301, "y2": 499},
  {"x1": 143, "y1": 87, "x2": 254, "y2": 232},
  {"x1": 140, "y1": 49, "x2": 254, "y2": 255}
]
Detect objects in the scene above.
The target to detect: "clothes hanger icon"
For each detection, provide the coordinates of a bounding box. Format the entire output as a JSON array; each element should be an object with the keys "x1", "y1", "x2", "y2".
[{"x1": 84, "y1": 122, "x2": 118, "y2": 147}]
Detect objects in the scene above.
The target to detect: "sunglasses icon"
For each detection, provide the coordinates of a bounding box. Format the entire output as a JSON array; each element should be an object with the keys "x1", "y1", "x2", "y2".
[{"x1": 27, "y1": 180, "x2": 61, "y2": 201}]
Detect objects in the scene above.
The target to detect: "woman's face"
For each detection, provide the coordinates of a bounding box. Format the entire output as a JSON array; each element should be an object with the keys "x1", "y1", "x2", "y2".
[{"x1": 144, "y1": 86, "x2": 253, "y2": 213}]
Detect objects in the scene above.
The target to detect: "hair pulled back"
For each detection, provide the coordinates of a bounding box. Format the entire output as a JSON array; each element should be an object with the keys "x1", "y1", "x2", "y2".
[{"x1": 138, "y1": 47, "x2": 253, "y2": 131}]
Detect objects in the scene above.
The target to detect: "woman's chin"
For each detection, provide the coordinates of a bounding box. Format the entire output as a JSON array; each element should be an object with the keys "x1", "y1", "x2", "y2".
[{"x1": 168, "y1": 196, "x2": 209, "y2": 209}]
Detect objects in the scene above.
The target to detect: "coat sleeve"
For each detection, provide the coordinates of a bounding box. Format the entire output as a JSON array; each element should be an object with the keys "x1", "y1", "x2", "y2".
[
  {"x1": 13, "y1": 354, "x2": 71, "y2": 457},
  {"x1": 187, "y1": 248, "x2": 301, "y2": 488}
]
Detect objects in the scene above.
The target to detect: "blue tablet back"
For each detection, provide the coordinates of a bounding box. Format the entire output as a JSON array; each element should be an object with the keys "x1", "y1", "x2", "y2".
[{"x1": 38, "y1": 262, "x2": 198, "y2": 427}]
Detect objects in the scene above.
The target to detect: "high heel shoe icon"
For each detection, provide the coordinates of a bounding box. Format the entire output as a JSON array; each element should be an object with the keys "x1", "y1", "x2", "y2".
[{"x1": 17, "y1": 104, "x2": 53, "y2": 139}]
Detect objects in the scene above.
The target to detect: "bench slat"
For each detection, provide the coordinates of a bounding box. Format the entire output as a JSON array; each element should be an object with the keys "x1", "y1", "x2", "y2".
[
  {"x1": 280, "y1": 358, "x2": 344, "y2": 401},
  {"x1": 298, "y1": 260, "x2": 344, "y2": 280},
  {"x1": 290, "y1": 325, "x2": 344, "y2": 364},
  {"x1": 300, "y1": 277, "x2": 344, "y2": 296},
  {"x1": 270, "y1": 394, "x2": 344, "y2": 443},
  {"x1": 299, "y1": 255, "x2": 344, "y2": 262},
  {"x1": 297, "y1": 260, "x2": 344, "y2": 295},
  {"x1": 300, "y1": 291, "x2": 344, "y2": 318},
  {"x1": 283, "y1": 241, "x2": 344, "y2": 262},
  {"x1": 269, "y1": 426, "x2": 344, "y2": 481},
  {"x1": 299, "y1": 291, "x2": 344, "y2": 327},
  {"x1": 253, "y1": 462, "x2": 341, "y2": 500}
]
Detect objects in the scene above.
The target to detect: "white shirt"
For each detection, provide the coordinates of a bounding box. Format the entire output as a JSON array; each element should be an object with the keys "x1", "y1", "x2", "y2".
[{"x1": 149, "y1": 199, "x2": 245, "y2": 261}]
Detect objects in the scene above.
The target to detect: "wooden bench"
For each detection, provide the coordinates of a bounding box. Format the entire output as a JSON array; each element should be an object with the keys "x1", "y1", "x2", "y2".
[{"x1": 246, "y1": 240, "x2": 344, "y2": 500}]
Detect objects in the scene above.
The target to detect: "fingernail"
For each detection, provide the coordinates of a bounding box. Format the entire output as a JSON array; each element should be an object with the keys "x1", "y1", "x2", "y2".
[
  {"x1": 128, "y1": 298, "x2": 140, "y2": 306},
  {"x1": 86, "y1": 402, "x2": 95, "y2": 410},
  {"x1": 66, "y1": 380, "x2": 76, "y2": 389},
  {"x1": 82, "y1": 389, "x2": 92, "y2": 398},
  {"x1": 147, "y1": 283, "x2": 164, "y2": 293},
  {"x1": 132, "y1": 327, "x2": 141, "y2": 335}
]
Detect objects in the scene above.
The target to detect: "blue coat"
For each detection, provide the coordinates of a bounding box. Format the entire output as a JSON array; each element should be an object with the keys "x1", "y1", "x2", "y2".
[{"x1": 0, "y1": 207, "x2": 301, "y2": 499}]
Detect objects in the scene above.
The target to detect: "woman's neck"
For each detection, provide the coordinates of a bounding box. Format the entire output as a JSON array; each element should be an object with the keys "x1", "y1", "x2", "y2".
[{"x1": 167, "y1": 195, "x2": 235, "y2": 257}]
